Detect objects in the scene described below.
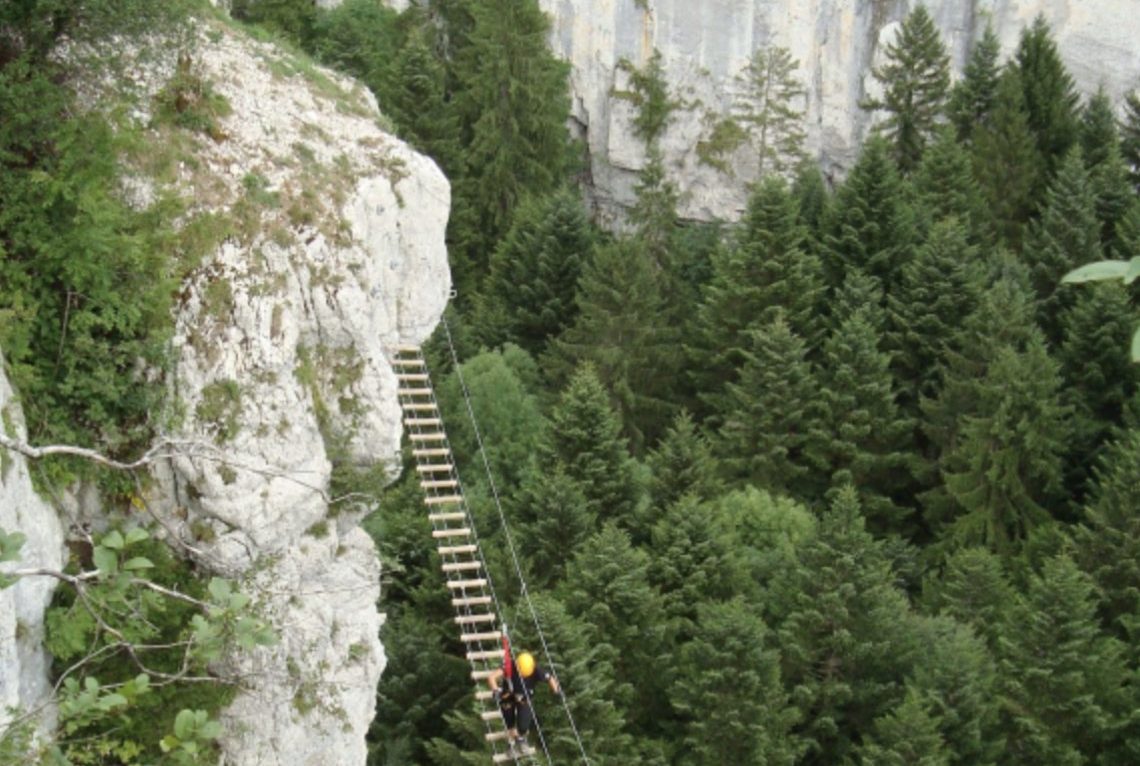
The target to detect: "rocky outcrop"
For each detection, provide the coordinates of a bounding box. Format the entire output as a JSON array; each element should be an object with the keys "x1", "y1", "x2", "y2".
[
  {"x1": 537, "y1": 0, "x2": 1140, "y2": 222},
  {"x1": 136, "y1": 16, "x2": 449, "y2": 766},
  {"x1": 0, "y1": 357, "x2": 66, "y2": 743}
]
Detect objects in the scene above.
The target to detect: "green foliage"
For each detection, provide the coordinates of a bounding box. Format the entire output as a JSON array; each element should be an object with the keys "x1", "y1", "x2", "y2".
[
  {"x1": 733, "y1": 45, "x2": 807, "y2": 176},
  {"x1": 153, "y1": 53, "x2": 231, "y2": 139},
  {"x1": 1013, "y1": 15, "x2": 1080, "y2": 181},
  {"x1": 644, "y1": 410, "x2": 723, "y2": 513},
  {"x1": 230, "y1": 0, "x2": 318, "y2": 44},
  {"x1": 947, "y1": 23, "x2": 1001, "y2": 142},
  {"x1": 864, "y1": 4, "x2": 951, "y2": 172},
  {"x1": 858, "y1": 686, "x2": 951, "y2": 766},
  {"x1": 614, "y1": 49, "x2": 679, "y2": 146},
  {"x1": 696, "y1": 116, "x2": 747, "y2": 173},
  {"x1": 194, "y1": 380, "x2": 243, "y2": 444},
  {"x1": 1121, "y1": 90, "x2": 1140, "y2": 193}
]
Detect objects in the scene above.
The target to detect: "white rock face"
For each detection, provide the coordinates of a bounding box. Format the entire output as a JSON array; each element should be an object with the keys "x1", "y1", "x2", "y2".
[
  {"x1": 128, "y1": 17, "x2": 449, "y2": 766},
  {"x1": 0, "y1": 356, "x2": 65, "y2": 741},
  {"x1": 536, "y1": 0, "x2": 1140, "y2": 222}
]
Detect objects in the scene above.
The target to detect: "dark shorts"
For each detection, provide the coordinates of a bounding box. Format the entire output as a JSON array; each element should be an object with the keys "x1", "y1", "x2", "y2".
[{"x1": 500, "y1": 700, "x2": 534, "y2": 734}]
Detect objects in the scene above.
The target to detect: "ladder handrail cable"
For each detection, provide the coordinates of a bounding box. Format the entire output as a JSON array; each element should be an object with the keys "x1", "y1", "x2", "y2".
[{"x1": 441, "y1": 317, "x2": 592, "y2": 766}]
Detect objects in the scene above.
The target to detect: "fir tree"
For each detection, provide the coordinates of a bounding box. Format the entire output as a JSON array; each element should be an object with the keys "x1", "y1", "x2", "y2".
[
  {"x1": 474, "y1": 188, "x2": 594, "y2": 354},
  {"x1": 1080, "y1": 86, "x2": 1119, "y2": 170},
  {"x1": 716, "y1": 315, "x2": 822, "y2": 500},
  {"x1": 512, "y1": 466, "x2": 593, "y2": 589},
  {"x1": 912, "y1": 128, "x2": 990, "y2": 243},
  {"x1": 858, "y1": 686, "x2": 951, "y2": 766},
  {"x1": 734, "y1": 45, "x2": 808, "y2": 177},
  {"x1": 628, "y1": 145, "x2": 680, "y2": 271},
  {"x1": 829, "y1": 268, "x2": 886, "y2": 332},
  {"x1": 548, "y1": 238, "x2": 678, "y2": 452},
  {"x1": 863, "y1": 4, "x2": 951, "y2": 173},
  {"x1": 947, "y1": 23, "x2": 1001, "y2": 142},
  {"x1": 644, "y1": 410, "x2": 723, "y2": 513},
  {"x1": 548, "y1": 363, "x2": 640, "y2": 525},
  {"x1": 970, "y1": 69, "x2": 1041, "y2": 253},
  {"x1": 689, "y1": 176, "x2": 823, "y2": 417},
  {"x1": 812, "y1": 309, "x2": 915, "y2": 534},
  {"x1": 929, "y1": 546, "x2": 1015, "y2": 654},
  {"x1": 792, "y1": 156, "x2": 830, "y2": 232},
  {"x1": 1088, "y1": 141, "x2": 1136, "y2": 254},
  {"x1": 449, "y1": 0, "x2": 572, "y2": 293},
  {"x1": 999, "y1": 556, "x2": 1125, "y2": 764},
  {"x1": 1022, "y1": 147, "x2": 1102, "y2": 341},
  {"x1": 1013, "y1": 14, "x2": 1080, "y2": 180},
  {"x1": 712, "y1": 487, "x2": 817, "y2": 593},
  {"x1": 671, "y1": 599, "x2": 801, "y2": 765},
  {"x1": 1121, "y1": 90, "x2": 1140, "y2": 193},
  {"x1": 821, "y1": 135, "x2": 917, "y2": 293},
  {"x1": 940, "y1": 338, "x2": 1072, "y2": 553}
]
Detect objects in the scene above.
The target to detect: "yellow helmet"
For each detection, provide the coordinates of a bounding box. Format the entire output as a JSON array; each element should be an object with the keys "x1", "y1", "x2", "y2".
[{"x1": 517, "y1": 652, "x2": 536, "y2": 678}]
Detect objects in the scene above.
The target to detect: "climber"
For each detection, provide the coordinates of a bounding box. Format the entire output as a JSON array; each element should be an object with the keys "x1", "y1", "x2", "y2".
[{"x1": 487, "y1": 651, "x2": 560, "y2": 756}]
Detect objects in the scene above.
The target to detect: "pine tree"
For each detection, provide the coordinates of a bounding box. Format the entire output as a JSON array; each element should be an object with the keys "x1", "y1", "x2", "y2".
[
  {"x1": 999, "y1": 555, "x2": 1125, "y2": 764},
  {"x1": 644, "y1": 410, "x2": 723, "y2": 513},
  {"x1": 912, "y1": 128, "x2": 990, "y2": 242},
  {"x1": 863, "y1": 4, "x2": 951, "y2": 173},
  {"x1": 734, "y1": 45, "x2": 808, "y2": 177},
  {"x1": 1080, "y1": 86, "x2": 1119, "y2": 169},
  {"x1": 929, "y1": 546, "x2": 1015, "y2": 654},
  {"x1": 1022, "y1": 147, "x2": 1102, "y2": 342},
  {"x1": 829, "y1": 268, "x2": 886, "y2": 332},
  {"x1": 858, "y1": 686, "x2": 951, "y2": 766},
  {"x1": 474, "y1": 188, "x2": 594, "y2": 354},
  {"x1": 689, "y1": 176, "x2": 823, "y2": 417},
  {"x1": 711, "y1": 487, "x2": 817, "y2": 592},
  {"x1": 628, "y1": 145, "x2": 680, "y2": 271},
  {"x1": 1058, "y1": 282, "x2": 1139, "y2": 501},
  {"x1": 1087, "y1": 141, "x2": 1136, "y2": 254},
  {"x1": 792, "y1": 156, "x2": 830, "y2": 232},
  {"x1": 947, "y1": 23, "x2": 1001, "y2": 142},
  {"x1": 771, "y1": 487, "x2": 918, "y2": 765},
  {"x1": 548, "y1": 238, "x2": 678, "y2": 452},
  {"x1": 671, "y1": 599, "x2": 801, "y2": 765},
  {"x1": 512, "y1": 466, "x2": 593, "y2": 589},
  {"x1": 886, "y1": 218, "x2": 983, "y2": 413},
  {"x1": 812, "y1": 309, "x2": 914, "y2": 534},
  {"x1": 1013, "y1": 14, "x2": 1080, "y2": 180},
  {"x1": 970, "y1": 69, "x2": 1042, "y2": 253},
  {"x1": 547, "y1": 363, "x2": 640, "y2": 525},
  {"x1": 449, "y1": 0, "x2": 572, "y2": 293},
  {"x1": 940, "y1": 338, "x2": 1072, "y2": 553},
  {"x1": 821, "y1": 135, "x2": 917, "y2": 293},
  {"x1": 1121, "y1": 90, "x2": 1140, "y2": 193},
  {"x1": 716, "y1": 315, "x2": 822, "y2": 500}
]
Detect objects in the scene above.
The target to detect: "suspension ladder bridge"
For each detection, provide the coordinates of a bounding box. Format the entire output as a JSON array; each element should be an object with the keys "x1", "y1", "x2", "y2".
[{"x1": 390, "y1": 343, "x2": 537, "y2": 764}]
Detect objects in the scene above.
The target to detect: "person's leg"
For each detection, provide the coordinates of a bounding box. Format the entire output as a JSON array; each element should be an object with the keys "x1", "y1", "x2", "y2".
[
  {"x1": 516, "y1": 705, "x2": 535, "y2": 753},
  {"x1": 501, "y1": 702, "x2": 519, "y2": 741}
]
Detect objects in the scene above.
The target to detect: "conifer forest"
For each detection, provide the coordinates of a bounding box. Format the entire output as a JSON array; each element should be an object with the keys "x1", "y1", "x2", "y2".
[{"x1": 3, "y1": 1, "x2": 1140, "y2": 764}]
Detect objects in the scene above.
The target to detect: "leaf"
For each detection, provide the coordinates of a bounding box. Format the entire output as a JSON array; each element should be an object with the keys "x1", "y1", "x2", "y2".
[
  {"x1": 97, "y1": 692, "x2": 128, "y2": 711},
  {"x1": 0, "y1": 529, "x2": 27, "y2": 562},
  {"x1": 1062, "y1": 260, "x2": 1130, "y2": 284},
  {"x1": 100, "y1": 530, "x2": 125, "y2": 550},
  {"x1": 1132, "y1": 326, "x2": 1140, "y2": 363},
  {"x1": 199, "y1": 720, "x2": 223, "y2": 740},
  {"x1": 92, "y1": 546, "x2": 118, "y2": 576},
  {"x1": 174, "y1": 709, "x2": 195, "y2": 739},
  {"x1": 124, "y1": 527, "x2": 149, "y2": 546},
  {"x1": 207, "y1": 578, "x2": 232, "y2": 602},
  {"x1": 159, "y1": 735, "x2": 179, "y2": 753},
  {"x1": 1127, "y1": 257, "x2": 1140, "y2": 285},
  {"x1": 122, "y1": 556, "x2": 154, "y2": 571}
]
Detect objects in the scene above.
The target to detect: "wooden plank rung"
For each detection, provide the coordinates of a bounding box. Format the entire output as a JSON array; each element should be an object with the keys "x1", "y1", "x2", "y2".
[
  {"x1": 425, "y1": 494, "x2": 463, "y2": 506},
  {"x1": 439, "y1": 544, "x2": 477, "y2": 555},
  {"x1": 459, "y1": 630, "x2": 502, "y2": 642},
  {"x1": 401, "y1": 402, "x2": 438, "y2": 412},
  {"x1": 421, "y1": 479, "x2": 459, "y2": 489},
  {"x1": 432, "y1": 528, "x2": 470, "y2": 539},
  {"x1": 409, "y1": 432, "x2": 446, "y2": 441},
  {"x1": 397, "y1": 387, "x2": 431, "y2": 396},
  {"x1": 455, "y1": 613, "x2": 496, "y2": 625},
  {"x1": 413, "y1": 448, "x2": 451, "y2": 457},
  {"x1": 481, "y1": 710, "x2": 502, "y2": 721},
  {"x1": 471, "y1": 669, "x2": 496, "y2": 681},
  {"x1": 442, "y1": 561, "x2": 481, "y2": 573},
  {"x1": 428, "y1": 511, "x2": 466, "y2": 522},
  {"x1": 415, "y1": 462, "x2": 453, "y2": 472},
  {"x1": 446, "y1": 578, "x2": 487, "y2": 589},
  {"x1": 467, "y1": 649, "x2": 503, "y2": 661},
  {"x1": 453, "y1": 595, "x2": 493, "y2": 607},
  {"x1": 475, "y1": 689, "x2": 494, "y2": 701},
  {"x1": 404, "y1": 417, "x2": 442, "y2": 427},
  {"x1": 396, "y1": 373, "x2": 429, "y2": 381}
]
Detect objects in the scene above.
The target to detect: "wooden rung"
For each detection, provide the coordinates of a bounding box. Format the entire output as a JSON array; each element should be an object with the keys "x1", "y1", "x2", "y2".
[
  {"x1": 397, "y1": 373, "x2": 429, "y2": 381},
  {"x1": 446, "y1": 578, "x2": 487, "y2": 590},
  {"x1": 416, "y1": 462, "x2": 452, "y2": 472},
  {"x1": 397, "y1": 387, "x2": 431, "y2": 396},
  {"x1": 466, "y1": 649, "x2": 503, "y2": 661},
  {"x1": 428, "y1": 511, "x2": 466, "y2": 522},
  {"x1": 485, "y1": 729, "x2": 510, "y2": 741},
  {"x1": 421, "y1": 479, "x2": 459, "y2": 489},
  {"x1": 471, "y1": 669, "x2": 496, "y2": 681},
  {"x1": 492, "y1": 752, "x2": 513, "y2": 763},
  {"x1": 409, "y1": 432, "x2": 446, "y2": 442},
  {"x1": 413, "y1": 448, "x2": 451, "y2": 458},
  {"x1": 404, "y1": 417, "x2": 442, "y2": 427},
  {"x1": 475, "y1": 689, "x2": 494, "y2": 701},
  {"x1": 481, "y1": 710, "x2": 502, "y2": 721},
  {"x1": 459, "y1": 630, "x2": 502, "y2": 642},
  {"x1": 455, "y1": 613, "x2": 496, "y2": 625},
  {"x1": 432, "y1": 528, "x2": 470, "y2": 539},
  {"x1": 439, "y1": 544, "x2": 477, "y2": 555},
  {"x1": 442, "y1": 561, "x2": 482, "y2": 573},
  {"x1": 453, "y1": 595, "x2": 493, "y2": 607},
  {"x1": 401, "y1": 402, "x2": 438, "y2": 411},
  {"x1": 425, "y1": 494, "x2": 463, "y2": 506}
]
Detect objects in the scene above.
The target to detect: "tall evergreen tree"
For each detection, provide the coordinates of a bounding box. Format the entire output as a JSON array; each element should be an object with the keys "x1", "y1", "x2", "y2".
[
  {"x1": 474, "y1": 188, "x2": 594, "y2": 354},
  {"x1": 734, "y1": 45, "x2": 808, "y2": 177},
  {"x1": 512, "y1": 466, "x2": 593, "y2": 589},
  {"x1": 812, "y1": 309, "x2": 914, "y2": 533},
  {"x1": 671, "y1": 599, "x2": 801, "y2": 765},
  {"x1": 1080, "y1": 86, "x2": 1119, "y2": 169},
  {"x1": 857, "y1": 686, "x2": 951, "y2": 766},
  {"x1": 548, "y1": 238, "x2": 677, "y2": 452},
  {"x1": 821, "y1": 135, "x2": 917, "y2": 293},
  {"x1": 792, "y1": 156, "x2": 830, "y2": 232},
  {"x1": 970, "y1": 69, "x2": 1041, "y2": 252},
  {"x1": 829, "y1": 267, "x2": 886, "y2": 332},
  {"x1": 947, "y1": 23, "x2": 1001, "y2": 142},
  {"x1": 1087, "y1": 141, "x2": 1136, "y2": 254},
  {"x1": 547, "y1": 363, "x2": 640, "y2": 524},
  {"x1": 999, "y1": 555, "x2": 1125, "y2": 764},
  {"x1": 1013, "y1": 14, "x2": 1080, "y2": 181},
  {"x1": 1021, "y1": 147, "x2": 1102, "y2": 341},
  {"x1": 929, "y1": 546, "x2": 1015, "y2": 654},
  {"x1": 912, "y1": 129, "x2": 990, "y2": 242},
  {"x1": 449, "y1": 0, "x2": 572, "y2": 294},
  {"x1": 940, "y1": 338, "x2": 1072, "y2": 552},
  {"x1": 644, "y1": 410, "x2": 723, "y2": 513},
  {"x1": 1121, "y1": 90, "x2": 1140, "y2": 193},
  {"x1": 863, "y1": 4, "x2": 951, "y2": 173},
  {"x1": 716, "y1": 315, "x2": 822, "y2": 500}
]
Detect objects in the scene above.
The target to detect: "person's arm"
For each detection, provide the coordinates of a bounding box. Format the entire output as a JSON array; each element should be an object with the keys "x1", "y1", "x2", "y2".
[
  {"x1": 487, "y1": 668, "x2": 503, "y2": 691},
  {"x1": 547, "y1": 674, "x2": 560, "y2": 695}
]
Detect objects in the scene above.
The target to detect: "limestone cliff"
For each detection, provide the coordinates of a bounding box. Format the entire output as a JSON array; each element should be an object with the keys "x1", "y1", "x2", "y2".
[
  {"x1": 538, "y1": 0, "x2": 1140, "y2": 221},
  {"x1": 1, "y1": 10, "x2": 450, "y2": 766}
]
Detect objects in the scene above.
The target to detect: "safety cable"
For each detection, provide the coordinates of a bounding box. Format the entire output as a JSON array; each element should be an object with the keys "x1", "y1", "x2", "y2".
[{"x1": 442, "y1": 317, "x2": 592, "y2": 766}]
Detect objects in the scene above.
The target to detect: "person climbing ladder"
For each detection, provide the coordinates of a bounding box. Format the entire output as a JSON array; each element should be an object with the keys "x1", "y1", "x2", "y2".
[{"x1": 487, "y1": 649, "x2": 561, "y2": 757}]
